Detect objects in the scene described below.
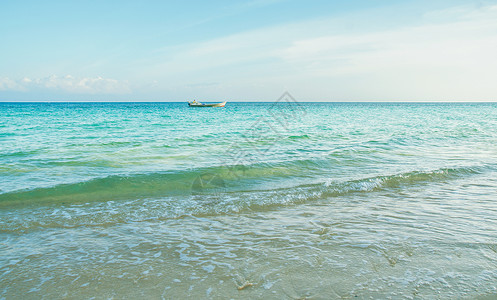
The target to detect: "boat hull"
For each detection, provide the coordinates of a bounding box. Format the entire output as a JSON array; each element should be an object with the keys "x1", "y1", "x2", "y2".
[{"x1": 188, "y1": 101, "x2": 226, "y2": 107}]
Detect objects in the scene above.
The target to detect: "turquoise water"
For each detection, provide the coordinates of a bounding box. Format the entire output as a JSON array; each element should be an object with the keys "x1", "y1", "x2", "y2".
[{"x1": 1, "y1": 102, "x2": 497, "y2": 298}]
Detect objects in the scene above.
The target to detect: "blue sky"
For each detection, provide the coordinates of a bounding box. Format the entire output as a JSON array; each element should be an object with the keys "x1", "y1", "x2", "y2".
[{"x1": 1, "y1": 0, "x2": 497, "y2": 101}]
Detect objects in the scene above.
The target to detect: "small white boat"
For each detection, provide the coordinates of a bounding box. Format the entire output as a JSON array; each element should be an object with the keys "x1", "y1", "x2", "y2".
[{"x1": 188, "y1": 101, "x2": 226, "y2": 107}]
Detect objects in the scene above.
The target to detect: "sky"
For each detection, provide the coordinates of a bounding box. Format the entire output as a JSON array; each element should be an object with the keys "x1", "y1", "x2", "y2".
[{"x1": 1, "y1": 0, "x2": 497, "y2": 102}]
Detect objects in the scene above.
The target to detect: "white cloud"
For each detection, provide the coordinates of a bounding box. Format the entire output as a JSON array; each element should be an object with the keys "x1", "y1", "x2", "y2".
[
  {"x1": 0, "y1": 77, "x2": 26, "y2": 91},
  {"x1": 0, "y1": 75, "x2": 131, "y2": 95}
]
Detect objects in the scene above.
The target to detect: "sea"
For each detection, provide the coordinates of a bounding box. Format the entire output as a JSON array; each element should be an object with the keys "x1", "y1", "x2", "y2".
[{"x1": 1, "y1": 101, "x2": 496, "y2": 299}]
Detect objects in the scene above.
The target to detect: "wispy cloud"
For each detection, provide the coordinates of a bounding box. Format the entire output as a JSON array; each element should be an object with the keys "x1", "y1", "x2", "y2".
[
  {"x1": 0, "y1": 75, "x2": 131, "y2": 95},
  {"x1": 281, "y1": 4, "x2": 497, "y2": 64},
  {"x1": 144, "y1": 3, "x2": 497, "y2": 100}
]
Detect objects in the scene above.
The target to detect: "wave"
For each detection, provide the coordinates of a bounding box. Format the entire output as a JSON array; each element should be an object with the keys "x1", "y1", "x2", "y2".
[
  {"x1": 228, "y1": 165, "x2": 487, "y2": 214},
  {"x1": 321, "y1": 167, "x2": 481, "y2": 196},
  {"x1": 0, "y1": 149, "x2": 42, "y2": 158},
  {"x1": 0, "y1": 161, "x2": 486, "y2": 209},
  {"x1": 0, "y1": 170, "x2": 200, "y2": 208},
  {"x1": 287, "y1": 134, "x2": 311, "y2": 140},
  {"x1": 0, "y1": 165, "x2": 489, "y2": 233},
  {"x1": 0, "y1": 162, "x2": 287, "y2": 207}
]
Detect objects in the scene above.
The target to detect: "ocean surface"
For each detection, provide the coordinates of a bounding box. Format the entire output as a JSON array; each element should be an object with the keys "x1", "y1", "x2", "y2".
[{"x1": 1, "y1": 101, "x2": 497, "y2": 299}]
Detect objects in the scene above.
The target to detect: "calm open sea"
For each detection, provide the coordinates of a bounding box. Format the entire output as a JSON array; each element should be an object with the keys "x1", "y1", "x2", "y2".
[{"x1": 1, "y1": 102, "x2": 497, "y2": 299}]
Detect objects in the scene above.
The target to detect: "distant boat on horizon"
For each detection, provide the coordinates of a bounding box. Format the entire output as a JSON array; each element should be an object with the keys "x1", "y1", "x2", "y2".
[{"x1": 188, "y1": 100, "x2": 226, "y2": 107}]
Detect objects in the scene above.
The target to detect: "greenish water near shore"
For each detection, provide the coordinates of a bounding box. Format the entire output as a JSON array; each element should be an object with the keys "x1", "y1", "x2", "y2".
[{"x1": 1, "y1": 102, "x2": 497, "y2": 298}]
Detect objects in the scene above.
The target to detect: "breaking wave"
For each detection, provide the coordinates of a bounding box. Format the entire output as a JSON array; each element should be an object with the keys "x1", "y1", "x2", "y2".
[{"x1": 0, "y1": 164, "x2": 490, "y2": 233}]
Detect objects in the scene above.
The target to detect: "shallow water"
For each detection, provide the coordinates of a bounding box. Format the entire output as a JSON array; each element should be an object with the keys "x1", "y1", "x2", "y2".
[{"x1": 1, "y1": 102, "x2": 497, "y2": 298}]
